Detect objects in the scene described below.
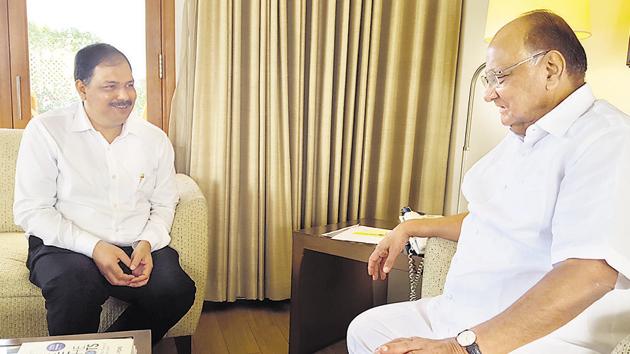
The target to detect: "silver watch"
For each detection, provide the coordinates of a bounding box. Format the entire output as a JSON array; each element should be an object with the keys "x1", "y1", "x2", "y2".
[{"x1": 456, "y1": 329, "x2": 482, "y2": 354}]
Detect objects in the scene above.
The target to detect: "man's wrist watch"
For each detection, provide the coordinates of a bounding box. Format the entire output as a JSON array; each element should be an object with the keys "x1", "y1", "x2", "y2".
[{"x1": 456, "y1": 329, "x2": 482, "y2": 354}]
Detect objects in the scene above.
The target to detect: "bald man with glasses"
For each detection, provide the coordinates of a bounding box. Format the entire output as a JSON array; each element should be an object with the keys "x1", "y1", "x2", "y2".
[{"x1": 347, "y1": 10, "x2": 630, "y2": 354}]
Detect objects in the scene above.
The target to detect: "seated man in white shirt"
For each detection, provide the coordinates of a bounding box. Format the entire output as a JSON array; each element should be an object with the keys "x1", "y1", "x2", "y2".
[
  {"x1": 347, "y1": 10, "x2": 630, "y2": 354},
  {"x1": 13, "y1": 43, "x2": 195, "y2": 345}
]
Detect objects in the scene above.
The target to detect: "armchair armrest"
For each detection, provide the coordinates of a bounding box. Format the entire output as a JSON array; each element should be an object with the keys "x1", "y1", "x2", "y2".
[
  {"x1": 613, "y1": 334, "x2": 630, "y2": 354},
  {"x1": 420, "y1": 237, "x2": 457, "y2": 298},
  {"x1": 165, "y1": 173, "x2": 208, "y2": 337}
]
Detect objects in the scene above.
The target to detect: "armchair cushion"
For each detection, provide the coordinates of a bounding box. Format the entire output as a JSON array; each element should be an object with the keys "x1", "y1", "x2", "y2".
[
  {"x1": 160, "y1": 174, "x2": 209, "y2": 337},
  {"x1": 613, "y1": 334, "x2": 630, "y2": 354},
  {"x1": 0, "y1": 233, "x2": 47, "y2": 337},
  {"x1": 420, "y1": 237, "x2": 457, "y2": 298},
  {"x1": 0, "y1": 129, "x2": 22, "y2": 233}
]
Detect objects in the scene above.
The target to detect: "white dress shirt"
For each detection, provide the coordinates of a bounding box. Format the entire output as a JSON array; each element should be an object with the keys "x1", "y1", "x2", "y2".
[
  {"x1": 14, "y1": 102, "x2": 178, "y2": 258},
  {"x1": 425, "y1": 84, "x2": 630, "y2": 351}
]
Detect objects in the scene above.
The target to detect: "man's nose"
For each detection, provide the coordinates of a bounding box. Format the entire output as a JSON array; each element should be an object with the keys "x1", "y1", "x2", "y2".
[
  {"x1": 483, "y1": 84, "x2": 498, "y2": 102},
  {"x1": 116, "y1": 87, "x2": 131, "y2": 100}
]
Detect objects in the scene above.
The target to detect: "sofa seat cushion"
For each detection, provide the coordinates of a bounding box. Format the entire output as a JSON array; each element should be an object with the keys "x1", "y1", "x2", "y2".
[
  {"x1": 0, "y1": 129, "x2": 23, "y2": 233},
  {"x1": 0, "y1": 233, "x2": 41, "y2": 298},
  {"x1": 0, "y1": 232, "x2": 129, "y2": 337}
]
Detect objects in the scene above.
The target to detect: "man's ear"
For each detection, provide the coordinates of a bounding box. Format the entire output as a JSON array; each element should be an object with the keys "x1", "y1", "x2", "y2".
[
  {"x1": 544, "y1": 50, "x2": 566, "y2": 90},
  {"x1": 75, "y1": 80, "x2": 87, "y2": 101}
]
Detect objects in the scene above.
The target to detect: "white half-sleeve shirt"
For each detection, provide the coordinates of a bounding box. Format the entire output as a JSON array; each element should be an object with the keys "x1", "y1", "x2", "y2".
[
  {"x1": 13, "y1": 102, "x2": 179, "y2": 258},
  {"x1": 426, "y1": 84, "x2": 630, "y2": 351}
]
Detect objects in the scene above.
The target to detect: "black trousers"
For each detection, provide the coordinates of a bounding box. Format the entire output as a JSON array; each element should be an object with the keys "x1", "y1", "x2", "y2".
[{"x1": 26, "y1": 236, "x2": 196, "y2": 345}]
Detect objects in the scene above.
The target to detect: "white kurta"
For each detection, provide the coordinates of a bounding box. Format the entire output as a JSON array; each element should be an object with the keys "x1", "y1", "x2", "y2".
[{"x1": 348, "y1": 85, "x2": 630, "y2": 353}]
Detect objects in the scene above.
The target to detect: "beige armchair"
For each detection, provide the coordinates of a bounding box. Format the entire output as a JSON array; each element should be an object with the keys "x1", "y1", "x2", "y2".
[
  {"x1": 420, "y1": 237, "x2": 630, "y2": 353},
  {"x1": 0, "y1": 129, "x2": 208, "y2": 350}
]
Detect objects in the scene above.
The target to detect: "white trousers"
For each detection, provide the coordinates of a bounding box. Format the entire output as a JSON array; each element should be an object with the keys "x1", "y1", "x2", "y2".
[{"x1": 346, "y1": 299, "x2": 603, "y2": 354}]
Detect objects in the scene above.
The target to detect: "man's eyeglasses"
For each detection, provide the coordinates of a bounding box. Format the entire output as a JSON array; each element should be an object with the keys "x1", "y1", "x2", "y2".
[{"x1": 480, "y1": 50, "x2": 549, "y2": 89}]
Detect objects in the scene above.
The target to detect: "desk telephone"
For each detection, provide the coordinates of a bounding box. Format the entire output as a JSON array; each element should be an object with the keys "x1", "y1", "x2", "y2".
[{"x1": 400, "y1": 206, "x2": 427, "y2": 301}]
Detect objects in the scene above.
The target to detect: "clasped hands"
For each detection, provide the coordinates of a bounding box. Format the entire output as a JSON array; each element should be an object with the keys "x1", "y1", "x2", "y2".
[{"x1": 92, "y1": 240, "x2": 153, "y2": 287}]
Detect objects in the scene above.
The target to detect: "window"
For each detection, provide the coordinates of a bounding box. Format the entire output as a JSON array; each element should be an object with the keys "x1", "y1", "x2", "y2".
[{"x1": 0, "y1": 0, "x2": 174, "y2": 131}]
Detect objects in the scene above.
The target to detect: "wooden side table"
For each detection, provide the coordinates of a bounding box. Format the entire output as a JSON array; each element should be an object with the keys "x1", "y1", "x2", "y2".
[{"x1": 289, "y1": 219, "x2": 411, "y2": 354}]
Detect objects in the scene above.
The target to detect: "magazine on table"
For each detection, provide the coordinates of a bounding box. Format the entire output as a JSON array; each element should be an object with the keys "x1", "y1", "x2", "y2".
[{"x1": 16, "y1": 337, "x2": 136, "y2": 354}]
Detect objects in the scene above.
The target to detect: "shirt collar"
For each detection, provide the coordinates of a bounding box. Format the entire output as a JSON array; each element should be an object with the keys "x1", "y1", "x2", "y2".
[
  {"x1": 70, "y1": 102, "x2": 94, "y2": 132},
  {"x1": 535, "y1": 83, "x2": 595, "y2": 138},
  {"x1": 120, "y1": 116, "x2": 141, "y2": 138},
  {"x1": 70, "y1": 102, "x2": 140, "y2": 137}
]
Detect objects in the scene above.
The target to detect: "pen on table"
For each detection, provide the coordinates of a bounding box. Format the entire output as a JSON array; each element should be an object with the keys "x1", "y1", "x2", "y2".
[{"x1": 351, "y1": 230, "x2": 388, "y2": 237}]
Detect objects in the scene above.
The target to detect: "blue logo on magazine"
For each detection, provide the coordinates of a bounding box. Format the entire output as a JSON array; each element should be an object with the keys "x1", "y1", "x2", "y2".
[{"x1": 47, "y1": 342, "x2": 65, "y2": 351}]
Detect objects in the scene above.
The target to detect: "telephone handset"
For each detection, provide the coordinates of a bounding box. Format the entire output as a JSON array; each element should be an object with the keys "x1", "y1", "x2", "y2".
[
  {"x1": 400, "y1": 206, "x2": 426, "y2": 256},
  {"x1": 400, "y1": 206, "x2": 427, "y2": 301}
]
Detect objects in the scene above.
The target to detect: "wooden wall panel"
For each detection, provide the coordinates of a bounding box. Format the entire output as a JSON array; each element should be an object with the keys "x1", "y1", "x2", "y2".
[
  {"x1": 0, "y1": 0, "x2": 14, "y2": 128},
  {"x1": 7, "y1": 0, "x2": 30, "y2": 128},
  {"x1": 146, "y1": 0, "x2": 163, "y2": 129},
  {"x1": 161, "y1": 0, "x2": 175, "y2": 133}
]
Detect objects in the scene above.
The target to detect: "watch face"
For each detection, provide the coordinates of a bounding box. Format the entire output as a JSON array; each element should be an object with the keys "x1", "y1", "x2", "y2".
[{"x1": 457, "y1": 330, "x2": 477, "y2": 346}]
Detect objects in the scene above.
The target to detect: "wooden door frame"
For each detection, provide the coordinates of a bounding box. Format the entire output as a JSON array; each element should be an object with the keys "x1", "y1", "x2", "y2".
[
  {"x1": 0, "y1": 0, "x2": 14, "y2": 128},
  {"x1": 5, "y1": 0, "x2": 30, "y2": 128},
  {"x1": 146, "y1": 0, "x2": 175, "y2": 133}
]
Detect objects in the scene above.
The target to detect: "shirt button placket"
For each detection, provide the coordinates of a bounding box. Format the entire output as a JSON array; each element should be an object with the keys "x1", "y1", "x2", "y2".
[
  {"x1": 110, "y1": 146, "x2": 121, "y2": 238},
  {"x1": 106, "y1": 146, "x2": 119, "y2": 218}
]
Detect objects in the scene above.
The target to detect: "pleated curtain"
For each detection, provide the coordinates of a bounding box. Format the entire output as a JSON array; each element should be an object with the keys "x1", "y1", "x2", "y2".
[{"x1": 169, "y1": 0, "x2": 462, "y2": 301}]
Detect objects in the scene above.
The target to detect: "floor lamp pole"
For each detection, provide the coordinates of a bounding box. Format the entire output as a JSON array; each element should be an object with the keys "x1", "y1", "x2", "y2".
[{"x1": 456, "y1": 62, "x2": 486, "y2": 213}]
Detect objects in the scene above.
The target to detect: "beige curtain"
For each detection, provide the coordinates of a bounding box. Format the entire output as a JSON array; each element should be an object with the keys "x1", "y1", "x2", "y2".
[{"x1": 169, "y1": 0, "x2": 462, "y2": 301}]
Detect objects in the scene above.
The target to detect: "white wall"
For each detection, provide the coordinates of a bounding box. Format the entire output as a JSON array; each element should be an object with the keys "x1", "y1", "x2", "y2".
[
  {"x1": 582, "y1": 0, "x2": 630, "y2": 114},
  {"x1": 444, "y1": 0, "x2": 504, "y2": 215}
]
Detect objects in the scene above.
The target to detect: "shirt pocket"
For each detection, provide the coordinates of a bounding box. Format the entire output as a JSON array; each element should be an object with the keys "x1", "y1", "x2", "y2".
[
  {"x1": 134, "y1": 171, "x2": 157, "y2": 199},
  {"x1": 462, "y1": 168, "x2": 503, "y2": 205},
  {"x1": 462, "y1": 146, "x2": 513, "y2": 206},
  {"x1": 502, "y1": 168, "x2": 550, "y2": 232}
]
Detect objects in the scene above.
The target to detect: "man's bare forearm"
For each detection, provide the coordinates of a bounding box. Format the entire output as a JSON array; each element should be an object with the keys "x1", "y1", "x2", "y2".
[
  {"x1": 401, "y1": 212, "x2": 468, "y2": 242},
  {"x1": 473, "y1": 258, "x2": 618, "y2": 354}
]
